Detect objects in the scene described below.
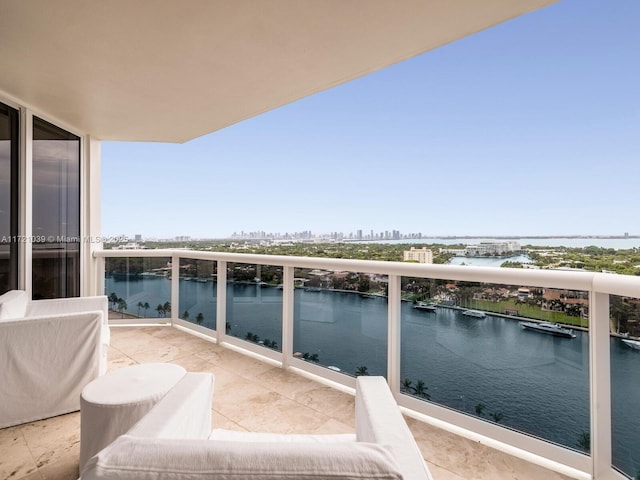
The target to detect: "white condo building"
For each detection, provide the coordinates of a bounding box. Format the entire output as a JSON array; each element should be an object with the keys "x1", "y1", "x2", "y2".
[{"x1": 403, "y1": 247, "x2": 433, "y2": 264}]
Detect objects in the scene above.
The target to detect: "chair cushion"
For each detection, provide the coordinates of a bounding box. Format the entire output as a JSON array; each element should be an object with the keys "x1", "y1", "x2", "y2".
[
  {"x1": 0, "y1": 290, "x2": 28, "y2": 321},
  {"x1": 81, "y1": 435, "x2": 403, "y2": 480},
  {"x1": 209, "y1": 428, "x2": 356, "y2": 443}
]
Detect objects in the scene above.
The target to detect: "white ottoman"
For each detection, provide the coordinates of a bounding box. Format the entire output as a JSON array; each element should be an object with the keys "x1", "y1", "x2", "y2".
[{"x1": 79, "y1": 363, "x2": 187, "y2": 471}]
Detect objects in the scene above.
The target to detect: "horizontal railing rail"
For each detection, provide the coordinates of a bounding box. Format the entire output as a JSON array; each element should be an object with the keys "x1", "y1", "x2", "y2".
[{"x1": 94, "y1": 248, "x2": 638, "y2": 480}]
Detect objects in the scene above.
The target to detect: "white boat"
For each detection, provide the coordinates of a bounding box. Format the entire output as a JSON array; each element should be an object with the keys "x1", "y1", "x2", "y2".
[
  {"x1": 461, "y1": 309, "x2": 486, "y2": 318},
  {"x1": 520, "y1": 321, "x2": 576, "y2": 338},
  {"x1": 413, "y1": 301, "x2": 437, "y2": 312},
  {"x1": 621, "y1": 338, "x2": 640, "y2": 350}
]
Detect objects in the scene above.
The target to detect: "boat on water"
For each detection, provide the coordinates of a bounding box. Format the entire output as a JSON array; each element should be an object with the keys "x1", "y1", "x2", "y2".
[
  {"x1": 413, "y1": 301, "x2": 437, "y2": 312},
  {"x1": 520, "y1": 321, "x2": 576, "y2": 338},
  {"x1": 461, "y1": 309, "x2": 486, "y2": 318},
  {"x1": 621, "y1": 338, "x2": 640, "y2": 350}
]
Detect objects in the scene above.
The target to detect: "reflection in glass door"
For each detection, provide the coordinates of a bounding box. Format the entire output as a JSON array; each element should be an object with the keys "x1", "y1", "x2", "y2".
[{"x1": 0, "y1": 102, "x2": 18, "y2": 294}]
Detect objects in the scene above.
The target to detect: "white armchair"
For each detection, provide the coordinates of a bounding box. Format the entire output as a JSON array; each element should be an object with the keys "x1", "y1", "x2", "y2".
[
  {"x1": 0, "y1": 290, "x2": 110, "y2": 428},
  {"x1": 81, "y1": 374, "x2": 433, "y2": 480}
]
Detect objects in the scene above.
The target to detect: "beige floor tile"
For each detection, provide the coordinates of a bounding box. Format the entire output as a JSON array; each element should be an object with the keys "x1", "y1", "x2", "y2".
[
  {"x1": 37, "y1": 454, "x2": 79, "y2": 480},
  {"x1": 293, "y1": 383, "x2": 356, "y2": 427},
  {"x1": 20, "y1": 413, "x2": 80, "y2": 470},
  {"x1": 211, "y1": 410, "x2": 247, "y2": 431},
  {"x1": 0, "y1": 426, "x2": 39, "y2": 479},
  {"x1": 253, "y1": 366, "x2": 322, "y2": 400},
  {"x1": 426, "y1": 463, "x2": 467, "y2": 480},
  {"x1": 308, "y1": 418, "x2": 355, "y2": 435},
  {"x1": 195, "y1": 347, "x2": 275, "y2": 378}
]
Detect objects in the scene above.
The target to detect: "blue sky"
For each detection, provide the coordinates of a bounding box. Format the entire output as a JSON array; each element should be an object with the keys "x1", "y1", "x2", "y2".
[{"x1": 102, "y1": 0, "x2": 640, "y2": 239}]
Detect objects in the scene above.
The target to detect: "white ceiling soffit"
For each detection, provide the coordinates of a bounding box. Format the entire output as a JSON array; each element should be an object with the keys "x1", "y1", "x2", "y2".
[{"x1": 0, "y1": 0, "x2": 557, "y2": 143}]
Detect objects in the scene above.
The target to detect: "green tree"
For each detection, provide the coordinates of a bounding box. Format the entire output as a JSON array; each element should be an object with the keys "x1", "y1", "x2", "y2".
[
  {"x1": 576, "y1": 430, "x2": 590, "y2": 453},
  {"x1": 136, "y1": 301, "x2": 144, "y2": 317},
  {"x1": 475, "y1": 403, "x2": 485, "y2": 416},
  {"x1": 401, "y1": 378, "x2": 413, "y2": 393},
  {"x1": 143, "y1": 302, "x2": 150, "y2": 317},
  {"x1": 182, "y1": 310, "x2": 190, "y2": 320},
  {"x1": 355, "y1": 365, "x2": 369, "y2": 377},
  {"x1": 489, "y1": 412, "x2": 504, "y2": 423},
  {"x1": 302, "y1": 352, "x2": 319, "y2": 362},
  {"x1": 357, "y1": 275, "x2": 370, "y2": 293},
  {"x1": 156, "y1": 304, "x2": 165, "y2": 317},
  {"x1": 109, "y1": 292, "x2": 119, "y2": 308},
  {"x1": 117, "y1": 298, "x2": 127, "y2": 318},
  {"x1": 411, "y1": 380, "x2": 431, "y2": 400},
  {"x1": 196, "y1": 312, "x2": 204, "y2": 325}
]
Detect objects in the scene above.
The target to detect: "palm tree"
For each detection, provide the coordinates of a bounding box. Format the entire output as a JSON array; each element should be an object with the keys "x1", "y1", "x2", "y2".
[
  {"x1": 143, "y1": 302, "x2": 150, "y2": 318},
  {"x1": 108, "y1": 292, "x2": 119, "y2": 309},
  {"x1": 195, "y1": 312, "x2": 204, "y2": 325},
  {"x1": 156, "y1": 304, "x2": 165, "y2": 317},
  {"x1": 489, "y1": 412, "x2": 504, "y2": 423},
  {"x1": 182, "y1": 310, "x2": 190, "y2": 321},
  {"x1": 401, "y1": 378, "x2": 413, "y2": 393},
  {"x1": 117, "y1": 298, "x2": 127, "y2": 318},
  {"x1": 136, "y1": 301, "x2": 144, "y2": 317},
  {"x1": 163, "y1": 301, "x2": 171, "y2": 316},
  {"x1": 411, "y1": 380, "x2": 430, "y2": 400},
  {"x1": 355, "y1": 365, "x2": 369, "y2": 377},
  {"x1": 302, "y1": 352, "x2": 319, "y2": 362},
  {"x1": 576, "y1": 430, "x2": 590, "y2": 453}
]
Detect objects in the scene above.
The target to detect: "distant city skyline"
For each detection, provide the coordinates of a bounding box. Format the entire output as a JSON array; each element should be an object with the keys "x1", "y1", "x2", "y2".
[
  {"x1": 120, "y1": 230, "x2": 638, "y2": 242},
  {"x1": 102, "y1": 0, "x2": 639, "y2": 239}
]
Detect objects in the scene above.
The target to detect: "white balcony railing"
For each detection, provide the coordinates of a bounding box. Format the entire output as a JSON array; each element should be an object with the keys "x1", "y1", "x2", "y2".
[{"x1": 94, "y1": 248, "x2": 640, "y2": 480}]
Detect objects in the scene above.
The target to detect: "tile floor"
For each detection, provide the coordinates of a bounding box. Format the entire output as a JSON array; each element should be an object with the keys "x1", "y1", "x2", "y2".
[{"x1": 1, "y1": 325, "x2": 577, "y2": 480}]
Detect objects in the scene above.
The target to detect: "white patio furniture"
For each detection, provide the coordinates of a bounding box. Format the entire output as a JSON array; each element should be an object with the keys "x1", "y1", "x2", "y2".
[
  {"x1": 0, "y1": 290, "x2": 110, "y2": 429},
  {"x1": 80, "y1": 374, "x2": 433, "y2": 480},
  {"x1": 79, "y1": 363, "x2": 187, "y2": 471}
]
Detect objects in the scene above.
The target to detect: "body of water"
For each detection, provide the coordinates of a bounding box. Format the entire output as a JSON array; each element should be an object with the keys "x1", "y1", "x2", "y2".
[
  {"x1": 362, "y1": 237, "x2": 640, "y2": 250},
  {"x1": 106, "y1": 276, "x2": 640, "y2": 477},
  {"x1": 448, "y1": 254, "x2": 532, "y2": 267}
]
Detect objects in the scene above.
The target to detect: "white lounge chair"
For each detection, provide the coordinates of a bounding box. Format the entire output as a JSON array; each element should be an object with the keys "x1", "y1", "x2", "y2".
[
  {"x1": 0, "y1": 290, "x2": 109, "y2": 428},
  {"x1": 81, "y1": 373, "x2": 433, "y2": 480}
]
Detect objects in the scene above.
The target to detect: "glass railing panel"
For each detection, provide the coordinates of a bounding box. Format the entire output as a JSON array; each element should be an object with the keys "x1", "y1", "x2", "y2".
[
  {"x1": 401, "y1": 279, "x2": 590, "y2": 451},
  {"x1": 293, "y1": 268, "x2": 388, "y2": 377},
  {"x1": 610, "y1": 294, "x2": 640, "y2": 478},
  {"x1": 226, "y1": 262, "x2": 282, "y2": 352},
  {"x1": 105, "y1": 256, "x2": 171, "y2": 320},
  {"x1": 178, "y1": 258, "x2": 217, "y2": 329}
]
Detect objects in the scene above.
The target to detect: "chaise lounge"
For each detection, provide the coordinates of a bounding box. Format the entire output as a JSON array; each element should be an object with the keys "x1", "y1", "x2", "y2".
[{"x1": 80, "y1": 373, "x2": 433, "y2": 480}]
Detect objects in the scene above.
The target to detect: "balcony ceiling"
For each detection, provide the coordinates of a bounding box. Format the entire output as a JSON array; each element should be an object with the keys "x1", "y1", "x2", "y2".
[{"x1": 0, "y1": 0, "x2": 556, "y2": 143}]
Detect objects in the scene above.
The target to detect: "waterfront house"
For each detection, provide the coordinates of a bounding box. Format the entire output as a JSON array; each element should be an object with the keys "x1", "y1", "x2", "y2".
[{"x1": 1, "y1": 1, "x2": 639, "y2": 479}]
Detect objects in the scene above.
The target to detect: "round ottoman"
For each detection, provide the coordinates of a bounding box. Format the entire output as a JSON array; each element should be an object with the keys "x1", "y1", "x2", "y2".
[{"x1": 79, "y1": 363, "x2": 186, "y2": 471}]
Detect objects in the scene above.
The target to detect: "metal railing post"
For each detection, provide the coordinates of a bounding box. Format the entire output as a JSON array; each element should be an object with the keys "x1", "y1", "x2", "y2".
[
  {"x1": 282, "y1": 266, "x2": 295, "y2": 369},
  {"x1": 590, "y1": 291, "x2": 612, "y2": 479},
  {"x1": 171, "y1": 254, "x2": 180, "y2": 325},
  {"x1": 388, "y1": 274, "x2": 401, "y2": 396},
  {"x1": 216, "y1": 261, "x2": 227, "y2": 343}
]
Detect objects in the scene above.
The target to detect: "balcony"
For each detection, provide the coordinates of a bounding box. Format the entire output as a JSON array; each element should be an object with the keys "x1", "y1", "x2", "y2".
[
  {"x1": 90, "y1": 248, "x2": 640, "y2": 479},
  {"x1": 4, "y1": 247, "x2": 640, "y2": 479},
  {"x1": 2, "y1": 322, "x2": 574, "y2": 480}
]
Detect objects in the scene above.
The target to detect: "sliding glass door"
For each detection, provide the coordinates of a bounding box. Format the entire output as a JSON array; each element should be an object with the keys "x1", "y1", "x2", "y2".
[{"x1": 32, "y1": 116, "x2": 80, "y2": 299}]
